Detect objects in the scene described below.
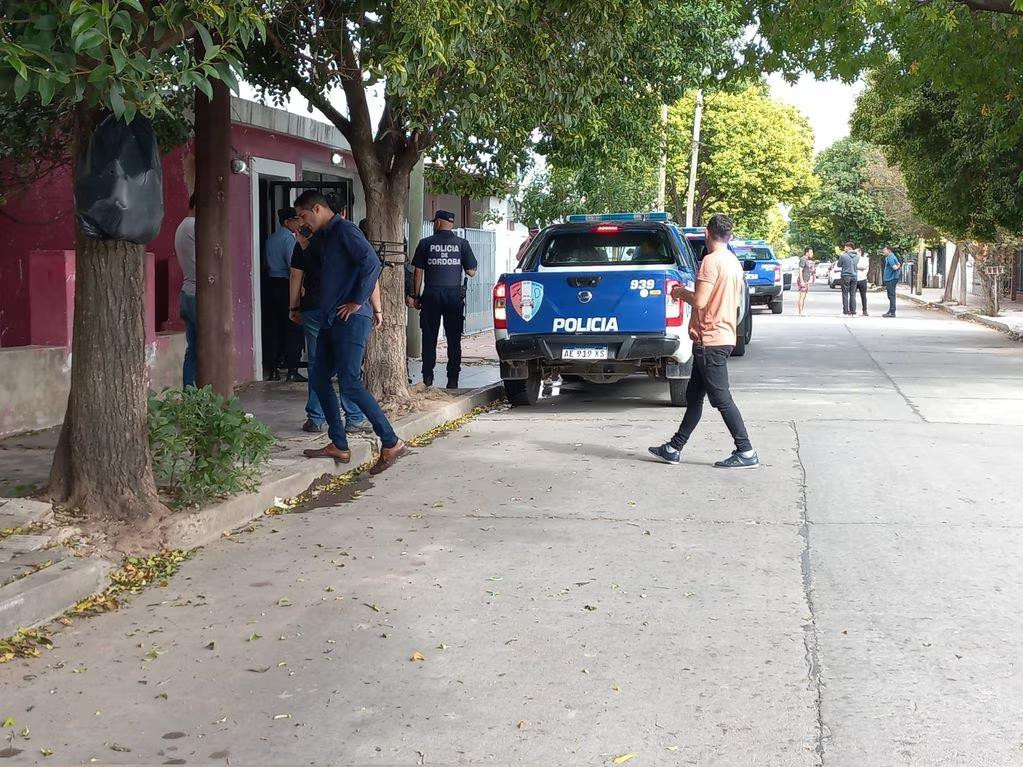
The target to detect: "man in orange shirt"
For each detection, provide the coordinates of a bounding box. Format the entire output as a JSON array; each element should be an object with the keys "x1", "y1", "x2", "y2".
[{"x1": 649, "y1": 214, "x2": 759, "y2": 468}]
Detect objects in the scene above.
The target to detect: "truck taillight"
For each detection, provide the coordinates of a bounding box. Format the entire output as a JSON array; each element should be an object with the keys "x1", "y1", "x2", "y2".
[
  {"x1": 493, "y1": 281, "x2": 507, "y2": 329},
  {"x1": 773, "y1": 264, "x2": 782, "y2": 283},
  {"x1": 665, "y1": 279, "x2": 683, "y2": 327}
]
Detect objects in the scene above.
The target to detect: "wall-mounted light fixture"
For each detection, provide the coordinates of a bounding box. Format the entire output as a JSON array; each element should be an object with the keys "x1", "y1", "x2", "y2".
[{"x1": 231, "y1": 158, "x2": 249, "y2": 175}]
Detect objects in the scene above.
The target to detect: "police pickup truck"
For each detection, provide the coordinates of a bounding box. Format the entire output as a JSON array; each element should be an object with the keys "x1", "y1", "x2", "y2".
[{"x1": 493, "y1": 213, "x2": 752, "y2": 407}]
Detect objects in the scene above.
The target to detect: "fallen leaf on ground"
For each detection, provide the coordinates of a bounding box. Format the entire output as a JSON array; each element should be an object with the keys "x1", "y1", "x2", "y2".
[
  {"x1": 437, "y1": 644, "x2": 448, "y2": 650},
  {"x1": 364, "y1": 603, "x2": 382, "y2": 612},
  {"x1": 584, "y1": 605, "x2": 597, "y2": 611},
  {"x1": 666, "y1": 745, "x2": 679, "y2": 751},
  {"x1": 516, "y1": 720, "x2": 526, "y2": 729},
  {"x1": 272, "y1": 713, "x2": 291, "y2": 720},
  {"x1": 247, "y1": 633, "x2": 262, "y2": 642},
  {"x1": 20, "y1": 726, "x2": 29, "y2": 737},
  {"x1": 247, "y1": 667, "x2": 271, "y2": 673},
  {"x1": 144, "y1": 647, "x2": 161, "y2": 660},
  {"x1": 613, "y1": 754, "x2": 636, "y2": 764},
  {"x1": 106, "y1": 742, "x2": 131, "y2": 753},
  {"x1": 205, "y1": 642, "x2": 215, "y2": 650},
  {"x1": 39, "y1": 747, "x2": 53, "y2": 756},
  {"x1": 410, "y1": 652, "x2": 425, "y2": 662},
  {"x1": 277, "y1": 597, "x2": 292, "y2": 607},
  {"x1": 2, "y1": 717, "x2": 15, "y2": 728},
  {"x1": 611, "y1": 684, "x2": 621, "y2": 693}
]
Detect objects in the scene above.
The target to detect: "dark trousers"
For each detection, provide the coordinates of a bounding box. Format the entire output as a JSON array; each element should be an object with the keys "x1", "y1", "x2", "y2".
[
  {"x1": 841, "y1": 275, "x2": 858, "y2": 314},
  {"x1": 856, "y1": 279, "x2": 868, "y2": 314},
  {"x1": 420, "y1": 287, "x2": 465, "y2": 383},
  {"x1": 311, "y1": 314, "x2": 399, "y2": 451},
  {"x1": 885, "y1": 279, "x2": 898, "y2": 315},
  {"x1": 264, "y1": 277, "x2": 302, "y2": 373},
  {"x1": 179, "y1": 292, "x2": 197, "y2": 388},
  {"x1": 671, "y1": 345, "x2": 752, "y2": 454}
]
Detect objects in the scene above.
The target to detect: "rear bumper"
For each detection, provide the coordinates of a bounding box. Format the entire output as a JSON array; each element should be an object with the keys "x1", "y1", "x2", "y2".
[
  {"x1": 748, "y1": 284, "x2": 783, "y2": 301},
  {"x1": 497, "y1": 333, "x2": 681, "y2": 362}
]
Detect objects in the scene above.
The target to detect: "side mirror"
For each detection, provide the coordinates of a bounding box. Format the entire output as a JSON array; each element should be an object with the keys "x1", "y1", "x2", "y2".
[{"x1": 743, "y1": 259, "x2": 757, "y2": 272}]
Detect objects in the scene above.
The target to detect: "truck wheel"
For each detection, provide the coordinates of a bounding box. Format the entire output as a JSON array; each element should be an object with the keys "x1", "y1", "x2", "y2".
[
  {"x1": 732, "y1": 316, "x2": 749, "y2": 357},
  {"x1": 504, "y1": 374, "x2": 541, "y2": 407},
  {"x1": 668, "y1": 378, "x2": 687, "y2": 407},
  {"x1": 771, "y1": 299, "x2": 784, "y2": 315}
]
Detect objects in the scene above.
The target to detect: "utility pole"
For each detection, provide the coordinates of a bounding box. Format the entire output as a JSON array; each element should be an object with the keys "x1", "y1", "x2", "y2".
[
  {"x1": 406, "y1": 157, "x2": 424, "y2": 359},
  {"x1": 685, "y1": 90, "x2": 703, "y2": 227},
  {"x1": 656, "y1": 103, "x2": 668, "y2": 211},
  {"x1": 194, "y1": 47, "x2": 233, "y2": 397}
]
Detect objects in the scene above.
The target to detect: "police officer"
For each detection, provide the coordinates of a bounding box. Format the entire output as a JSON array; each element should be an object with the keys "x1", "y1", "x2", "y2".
[{"x1": 412, "y1": 210, "x2": 477, "y2": 388}]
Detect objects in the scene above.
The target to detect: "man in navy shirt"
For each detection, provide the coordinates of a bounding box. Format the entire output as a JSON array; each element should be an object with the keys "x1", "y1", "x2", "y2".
[
  {"x1": 412, "y1": 210, "x2": 478, "y2": 388},
  {"x1": 293, "y1": 191, "x2": 407, "y2": 476}
]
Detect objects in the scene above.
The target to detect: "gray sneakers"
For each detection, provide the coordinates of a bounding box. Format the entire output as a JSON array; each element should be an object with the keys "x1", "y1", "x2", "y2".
[
  {"x1": 714, "y1": 451, "x2": 760, "y2": 469},
  {"x1": 345, "y1": 420, "x2": 374, "y2": 435}
]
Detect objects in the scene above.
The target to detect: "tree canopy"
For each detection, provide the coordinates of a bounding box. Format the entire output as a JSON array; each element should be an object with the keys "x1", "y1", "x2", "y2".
[
  {"x1": 852, "y1": 65, "x2": 1023, "y2": 242},
  {"x1": 665, "y1": 84, "x2": 817, "y2": 231}
]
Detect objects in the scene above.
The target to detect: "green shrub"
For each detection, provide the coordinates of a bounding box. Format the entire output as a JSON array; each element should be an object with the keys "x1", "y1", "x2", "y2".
[{"x1": 148, "y1": 386, "x2": 275, "y2": 509}]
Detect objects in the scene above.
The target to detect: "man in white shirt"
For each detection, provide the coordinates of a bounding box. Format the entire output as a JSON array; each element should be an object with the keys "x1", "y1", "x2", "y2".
[
  {"x1": 855, "y1": 248, "x2": 870, "y2": 316},
  {"x1": 174, "y1": 193, "x2": 197, "y2": 387}
]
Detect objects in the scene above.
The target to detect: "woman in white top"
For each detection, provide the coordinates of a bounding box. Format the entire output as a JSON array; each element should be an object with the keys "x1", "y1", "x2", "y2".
[{"x1": 855, "y1": 248, "x2": 870, "y2": 316}]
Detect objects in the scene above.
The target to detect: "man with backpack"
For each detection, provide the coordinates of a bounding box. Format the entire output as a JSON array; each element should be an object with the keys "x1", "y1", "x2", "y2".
[{"x1": 882, "y1": 245, "x2": 903, "y2": 318}]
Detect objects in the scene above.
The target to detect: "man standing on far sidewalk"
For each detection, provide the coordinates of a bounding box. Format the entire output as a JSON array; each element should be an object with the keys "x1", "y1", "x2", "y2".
[
  {"x1": 882, "y1": 245, "x2": 902, "y2": 318},
  {"x1": 837, "y1": 242, "x2": 859, "y2": 316},
  {"x1": 648, "y1": 214, "x2": 759, "y2": 469}
]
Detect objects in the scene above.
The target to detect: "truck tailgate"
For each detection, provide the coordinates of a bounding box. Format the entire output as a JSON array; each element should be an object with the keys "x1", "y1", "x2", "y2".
[{"x1": 504, "y1": 270, "x2": 675, "y2": 335}]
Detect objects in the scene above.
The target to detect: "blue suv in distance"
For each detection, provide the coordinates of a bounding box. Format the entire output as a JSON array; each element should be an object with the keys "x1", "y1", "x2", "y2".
[{"x1": 731, "y1": 239, "x2": 784, "y2": 314}]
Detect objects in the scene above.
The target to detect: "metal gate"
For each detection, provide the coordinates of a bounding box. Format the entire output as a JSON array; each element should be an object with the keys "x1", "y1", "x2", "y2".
[{"x1": 417, "y1": 222, "x2": 497, "y2": 335}]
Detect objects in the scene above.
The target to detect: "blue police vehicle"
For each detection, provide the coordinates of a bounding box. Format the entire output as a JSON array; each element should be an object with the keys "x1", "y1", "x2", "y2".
[
  {"x1": 493, "y1": 213, "x2": 753, "y2": 407},
  {"x1": 732, "y1": 239, "x2": 784, "y2": 314}
]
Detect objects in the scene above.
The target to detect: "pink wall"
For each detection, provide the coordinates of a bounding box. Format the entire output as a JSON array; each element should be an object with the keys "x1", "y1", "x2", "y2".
[{"x1": 0, "y1": 117, "x2": 357, "y2": 386}]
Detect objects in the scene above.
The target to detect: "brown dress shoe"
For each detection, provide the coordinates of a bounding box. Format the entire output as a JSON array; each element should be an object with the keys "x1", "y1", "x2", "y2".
[
  {"x1": 369, "y1": 440, "x2": 407, "y2": 476},
  {"x1": 303, "y1": 443, "x2": 351, "y2": 463}
]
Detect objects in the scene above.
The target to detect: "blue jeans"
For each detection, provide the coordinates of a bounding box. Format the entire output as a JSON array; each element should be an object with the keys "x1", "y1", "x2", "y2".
[
  {"x1": 179, "y1": 292, "x2": 197, "y2": 388},
  {"x1": 301, "y1": 310, "x2": 365, "y2": 427},
  {"x1": 312, "y1": 313, "x2": 398, "y2": 451},
  {"x1": 885, "y1": 279, "x2": 898, "y2": 315}
]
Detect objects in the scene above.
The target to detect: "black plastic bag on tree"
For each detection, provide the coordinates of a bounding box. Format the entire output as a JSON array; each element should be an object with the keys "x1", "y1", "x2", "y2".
[{"x1": 74, "y1": 114, "x2": 164, "y2": 244}]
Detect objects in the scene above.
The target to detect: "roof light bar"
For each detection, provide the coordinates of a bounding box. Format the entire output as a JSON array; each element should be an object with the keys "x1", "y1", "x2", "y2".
[{"x1": 566, "y1": 212, "x2": 672, "y2": 223}]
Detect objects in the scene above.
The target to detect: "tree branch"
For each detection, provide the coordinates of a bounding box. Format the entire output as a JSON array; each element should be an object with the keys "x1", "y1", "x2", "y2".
[{"x1": 950, "y1": 0, "x2": 1023, "y2": 14}]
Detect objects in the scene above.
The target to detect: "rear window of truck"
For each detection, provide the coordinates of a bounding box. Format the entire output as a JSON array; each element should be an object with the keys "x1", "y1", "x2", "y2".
[
  {"x1": 732, "y1": 246, "x2": 775, "y2": 261},
  {"x1": 539, "y1": 231, "x2": 676, "y2": 267}
]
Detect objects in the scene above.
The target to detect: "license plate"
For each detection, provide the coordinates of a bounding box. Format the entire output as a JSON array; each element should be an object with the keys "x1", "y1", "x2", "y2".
[{"x1": 562, "y1": 346, "x2": 608, "y2": 360}]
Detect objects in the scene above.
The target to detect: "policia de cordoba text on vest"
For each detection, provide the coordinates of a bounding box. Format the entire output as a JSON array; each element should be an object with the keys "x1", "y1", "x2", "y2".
[{"x1": 411, "y1": 210, "x2": 478, "y2": 388}]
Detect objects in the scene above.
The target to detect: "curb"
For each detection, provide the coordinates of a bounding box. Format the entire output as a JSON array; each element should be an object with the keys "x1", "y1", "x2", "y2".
[
  {"x1": 163, "y1": 382, "x2": 504, "y2": 550},
  {"x1": 0, "y1": 557, "x2": 112, "y2": 639},
  {"x1": 898, "y1": 292, "x2": 1023, "y2": 342}
]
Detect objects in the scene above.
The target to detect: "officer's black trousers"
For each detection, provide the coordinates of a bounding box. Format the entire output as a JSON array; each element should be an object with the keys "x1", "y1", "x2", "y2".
[{"x1": 420, "y1": 287, "x2": 465, "y2": 384}]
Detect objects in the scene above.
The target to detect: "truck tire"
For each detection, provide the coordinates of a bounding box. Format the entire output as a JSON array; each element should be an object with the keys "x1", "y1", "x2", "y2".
[
  {"x1": 771, "y1": 299, "x2": 784, "y2": 314},
  {"x1": 504, "y1": 374, "x2": 541, "y2": 407},
  {"x1": 669, "y1": 378, "x2": 687, "y2": 407},
  {"x1": 732, "y1": 313, "x2": 750, "y2": 357}
]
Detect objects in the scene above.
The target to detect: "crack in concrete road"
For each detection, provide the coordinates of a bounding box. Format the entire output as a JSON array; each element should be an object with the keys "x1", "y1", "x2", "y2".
[
  {"x1": 843, "y1": 324, "x2": 927, "y2": 423},
  {"x1": 792, "y1": 419, "x2": 826, "y2": 765}
]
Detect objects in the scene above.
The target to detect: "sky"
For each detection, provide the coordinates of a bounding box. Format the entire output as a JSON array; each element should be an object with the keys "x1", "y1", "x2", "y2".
[{"x1": 768, "y1": 73, "x2": 863, "y2": 153}]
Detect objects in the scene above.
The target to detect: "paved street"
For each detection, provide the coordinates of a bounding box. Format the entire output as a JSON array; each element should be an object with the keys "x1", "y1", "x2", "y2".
[{"x1": 3, "y1": 286, "x2": 1022, "y2": 766}]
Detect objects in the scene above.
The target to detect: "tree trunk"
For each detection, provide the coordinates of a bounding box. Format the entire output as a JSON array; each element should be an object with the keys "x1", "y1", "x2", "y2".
[
  {"x1": 49, "y1": 235, "x2": 165, "y2": 524},
  {"x1": 943, "y1": 245, "x2": 962, "y2": 303},
  {"x1": 49, "y1": 108, "x2": 166, "y2": 534},
  {"x1": 362, "y1": 177, "x2": 413, "y2": 402},
  {"x1": 194, "y1": 76, "x2": 234, "y2": 397}
]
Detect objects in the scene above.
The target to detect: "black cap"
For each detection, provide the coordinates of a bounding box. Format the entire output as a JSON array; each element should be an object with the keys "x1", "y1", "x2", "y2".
[
  {"x1": 433, "y1": 210, "x2": 455, "y2": 223},
  {"x1": 278, "y1": 207, "x2": 298, "y2": 225}
]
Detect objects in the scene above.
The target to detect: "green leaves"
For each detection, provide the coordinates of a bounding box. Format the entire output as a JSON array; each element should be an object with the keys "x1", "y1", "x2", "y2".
[
  {"x1": 0, "y1": 0, "x2": 263, "y2": 123},
  {"x1": 148, "y1": 385, "x2": 276, "y2": 509}
]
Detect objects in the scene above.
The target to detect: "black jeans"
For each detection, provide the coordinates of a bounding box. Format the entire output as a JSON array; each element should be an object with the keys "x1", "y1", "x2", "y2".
[
  {"x1": 671, "y1": 345, "x2": 752, "y2": 454},
  {"x1": 264, "y1": 277, "x2": 302, "y2": 372},
  {"x1": 856, "y1": 279, "x2": 868, "y2": 314},
  {"x1": 841, "y1": 275, "x2": 857, "y2": 314},
  {"x1": 420, "y1": 287, "x2": 465, "y2": 382},
  {"x1": 885, "y1": 279, "x2": 898, "y2": 314}
]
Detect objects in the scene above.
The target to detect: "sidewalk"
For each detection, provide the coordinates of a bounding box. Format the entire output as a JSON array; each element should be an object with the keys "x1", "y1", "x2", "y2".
[
  {"x1": 0, "y1": 364, "x2": 502, "y2": 640},
  {"x1": 898, "y1": 286, "x2": 1023, "y2": 340}
]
